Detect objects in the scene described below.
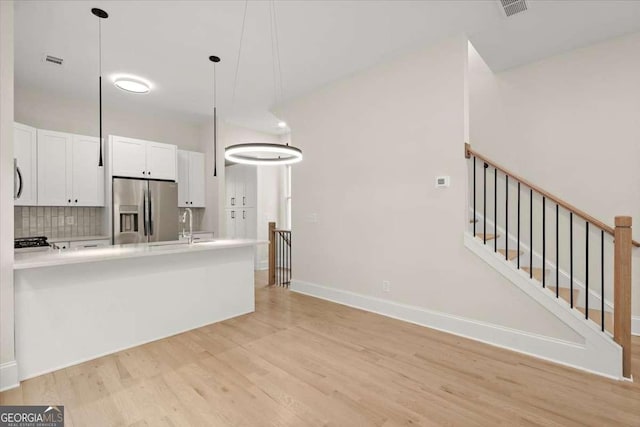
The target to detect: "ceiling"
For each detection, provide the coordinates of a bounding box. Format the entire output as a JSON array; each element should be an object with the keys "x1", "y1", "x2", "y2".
[{"x1": 14, "y1": 1, "x2": 640, "y2": 134}]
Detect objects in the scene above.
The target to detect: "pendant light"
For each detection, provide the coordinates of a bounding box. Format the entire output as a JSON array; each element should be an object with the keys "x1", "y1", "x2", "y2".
[
  {"x1": 224, "y1": 0, "x2": 303, "y2": 166},
  {"x1": 209, "y1": 55, "x2": 221, "y2": 177},
  {"x1": 91, "y1": 7, "x2": 108, "y2": 167}
]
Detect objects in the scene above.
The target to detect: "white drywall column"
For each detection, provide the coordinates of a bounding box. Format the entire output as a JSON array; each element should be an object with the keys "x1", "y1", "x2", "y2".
[{"x1": 0, "y1": 0, "x2": 17, "y2": 391}]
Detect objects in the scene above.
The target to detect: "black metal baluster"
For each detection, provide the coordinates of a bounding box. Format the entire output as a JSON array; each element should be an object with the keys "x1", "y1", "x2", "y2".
[
  {"x1": 473, "y1": 157, "x2": 476, "y2": 236},
  {"x1": 601, "y1": 230, "x2": 604, "y2": 332},
  {"x1": 585, "y1": 222, "x2": 589, "y2": 319},
  {"x1": 494, "y1": 168, "x2": 498, "y2": 252},
  {"x1": 505, "y1": 175, "x2": 509, "y2": 260},
  {"x1": 556, "y1": 203, "x2": 560, "y2": 298},
  {"x1": 517, "y1": 182, "x2": 521, "y2": 269},
  {"x1": 483, "y1": 163, "x2": 487, "y2": 244},
  {"x1": 529, "y1": 189, "x2": 533, "y2": 279},
  {"x1": 570, "y1": 212, "x2": 574, "y2": 308},
  {"x1": 542, "y1": 197, "x2": 546, "y2": 288}
]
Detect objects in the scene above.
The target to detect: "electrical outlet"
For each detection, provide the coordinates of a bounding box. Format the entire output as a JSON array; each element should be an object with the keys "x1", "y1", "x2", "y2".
[
  {"x1": 66, "y1": 216, "x2": 74, "y2": 225},
  {"x1": 382, "y1": 280, "x2": 391, "y2": 292}
]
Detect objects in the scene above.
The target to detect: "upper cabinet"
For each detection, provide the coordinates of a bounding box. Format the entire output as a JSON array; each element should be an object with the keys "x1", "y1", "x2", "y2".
[
  {"x1": 37, "y1": 129, "x2": 104, "y2": 207},
  {"x1": 225, "y1": 164, "x2": 257, "y2": 208},
  {"x1": 177, "y1": 150, "x2": 205, "y2": 207},
  {"x1": 110, "y1": 135, "x2": 177, "y2": 181},
  {"x1": 14, "y1": 123, "x2": 38, "y2": 206}
]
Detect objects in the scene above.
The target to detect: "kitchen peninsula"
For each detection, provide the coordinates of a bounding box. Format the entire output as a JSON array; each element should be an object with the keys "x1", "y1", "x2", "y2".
[{"x1": 13, "y1": 239, "x2": 264, "y2": 381}]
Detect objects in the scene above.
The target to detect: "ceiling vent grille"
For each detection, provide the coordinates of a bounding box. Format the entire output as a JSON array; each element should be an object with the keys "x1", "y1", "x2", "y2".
[
  {"x1": 500, "y1": 0, "x2": 528, "y2": 17},
  {"x1": 43, "y1": 55, "x2": 64, "y2": 65}
]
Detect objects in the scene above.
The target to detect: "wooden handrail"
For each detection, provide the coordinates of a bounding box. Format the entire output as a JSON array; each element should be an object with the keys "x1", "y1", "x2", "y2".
[
  {"x1": 268, "y1": 222, "x2": 276, "y2": 286},
  {"x1": 465, "y1": 143, "x2": 639, "y2": 247}
]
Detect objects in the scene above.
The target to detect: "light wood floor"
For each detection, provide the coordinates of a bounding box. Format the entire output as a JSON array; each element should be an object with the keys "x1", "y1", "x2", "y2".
[{"x1": 2, "y1": 271, "x2": 639, "y2": 426}]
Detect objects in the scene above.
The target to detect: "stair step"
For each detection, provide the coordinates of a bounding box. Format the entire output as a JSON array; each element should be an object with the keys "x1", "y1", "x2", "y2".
[
  {"x1": 547, "y1": 286, "x2": 580, "y2": 305},
  {"x1": 475, "y1": 233, "x2": 499, "y2": 241},
  {"x1": 576, "y1": 307, "x2": 613, "y2": 333},
  {"x1": 497, "y1": 249, "x2": 522, "y2": 261},
  {"x1": 521, "y1": 267, "x2": 549, "y2": 281}
]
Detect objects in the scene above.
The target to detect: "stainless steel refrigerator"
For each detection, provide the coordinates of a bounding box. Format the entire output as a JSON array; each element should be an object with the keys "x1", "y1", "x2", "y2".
[{"x1": 112, "y1": 178, "x2": 178, "y2": 245}]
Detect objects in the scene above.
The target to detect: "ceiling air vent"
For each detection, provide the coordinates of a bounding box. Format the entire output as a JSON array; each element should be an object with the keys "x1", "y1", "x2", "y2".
[
  {"x1": 43, "y1": 55, "x2": 64, "y2": 65},
  {"x1": 500, "y1": 0, "x2": 528, "y2": 17}
]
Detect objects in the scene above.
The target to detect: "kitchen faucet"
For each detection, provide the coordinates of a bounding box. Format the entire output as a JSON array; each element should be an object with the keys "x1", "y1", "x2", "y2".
[{"x1": 181, "y1": 208, "x2": 193, "y2": 244}]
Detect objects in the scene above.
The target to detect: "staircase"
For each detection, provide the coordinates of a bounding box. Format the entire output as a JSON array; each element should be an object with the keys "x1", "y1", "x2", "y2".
[{"x1": 465, "y1": 143, "x2": 635, "y2": 379}]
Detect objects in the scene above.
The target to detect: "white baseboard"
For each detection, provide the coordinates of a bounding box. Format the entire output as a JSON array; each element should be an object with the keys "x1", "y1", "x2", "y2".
[
  {"x1": 633, "y1": 316, "x2": 640, "y2": 336},
  {"x1": 0, "y1": 361, "x2": 19, "y2": 392},
  {"x1": 291, "y1": 274, "x2": 623, "y2": 380}
]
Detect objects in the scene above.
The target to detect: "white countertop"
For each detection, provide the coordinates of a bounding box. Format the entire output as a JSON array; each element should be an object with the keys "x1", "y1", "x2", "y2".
[{"x1": 14, "y1": 239, "x2": 266, "y2": 270}]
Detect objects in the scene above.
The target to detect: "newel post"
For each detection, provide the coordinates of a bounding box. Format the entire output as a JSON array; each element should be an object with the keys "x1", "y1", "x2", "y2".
[
  {"x1": 268, "y1": 222, "x2": 276, "y2": 286},
  {"x1": 613, "y1": 216, "x2": 632, "y2": 378}
]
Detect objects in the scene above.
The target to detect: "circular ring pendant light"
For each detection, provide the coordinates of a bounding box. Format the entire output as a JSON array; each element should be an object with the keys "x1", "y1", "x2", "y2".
[
  {"x1": 226, "y1": 143, "x2": 302, "y2": 165},
  {"x1": 224, "y1": 0, "x2": 302, "y2": 166}
]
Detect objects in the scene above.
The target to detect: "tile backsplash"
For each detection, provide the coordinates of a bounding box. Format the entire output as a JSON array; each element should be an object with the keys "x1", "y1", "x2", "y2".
[{"x1": 15, "y1": 207, "x2": 104, "y2": 239}]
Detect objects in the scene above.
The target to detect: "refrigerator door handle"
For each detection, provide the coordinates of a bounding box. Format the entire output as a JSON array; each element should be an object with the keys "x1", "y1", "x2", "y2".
[
  {"x1": 143, "y1": 188, "x2": 148, "y2": 236},
  {"x1": 148, "y1": 187, "x2": 154, "y2": 236}
]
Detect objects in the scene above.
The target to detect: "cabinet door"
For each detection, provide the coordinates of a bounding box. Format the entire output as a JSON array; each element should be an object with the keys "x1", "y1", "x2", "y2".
[
  {"x1": 14, "y1": 123, "x2": 38, "y2": 206},
  {"x1": 241, "y1": 208, "x2": 256, "y2": 239},
  {"x1": 189, "y1": 151, "x2": 205, "y2": 207},
  {"x1": 146, "y1": 141, "x2": 176, "y2": 180},
  {"x1": 225, "y1": 165, "x2": 237, "y2": 208},
  {"x1": 37, "y1": 129, "x2": 71, "y2": 206},
  {"x1": 177, "y1": 150, "x2": 190, "y2": 207},
  {"x1": 242, "y1": 165, "x2": 257, "y2": 208},
  {"x1": 111, "y1": 136, "x2": 146, "y2": 178},
  {"x1": 71, "y1": 135, "x2": 104, "y2": 206},
  {"x1": 225, "y1": 209, "x2": 237, "y2": 238}
]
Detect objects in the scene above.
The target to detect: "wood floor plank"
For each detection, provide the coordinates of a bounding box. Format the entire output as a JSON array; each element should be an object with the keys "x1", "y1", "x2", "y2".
[{"x1": 2, "y1": 270, "x2": 639, "y2": 426}]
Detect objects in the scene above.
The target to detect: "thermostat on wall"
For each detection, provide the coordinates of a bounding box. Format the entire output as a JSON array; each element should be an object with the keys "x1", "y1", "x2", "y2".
[{"x1": 435, "y1": 176, "x2": 450, "y2": 188}]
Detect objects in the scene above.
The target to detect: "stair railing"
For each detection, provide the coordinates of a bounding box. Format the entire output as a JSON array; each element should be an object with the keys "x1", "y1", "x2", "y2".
[
  {"x1": 465, "y1": 143, "x2": 635, "y2": 378},
  {"x1": 268, "y1": 221, "x2": 292, "y2": 287}
]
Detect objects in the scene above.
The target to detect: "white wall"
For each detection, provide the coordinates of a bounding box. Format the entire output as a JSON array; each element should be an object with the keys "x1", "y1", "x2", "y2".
[
  {"x1": 469, "y1": 32, "x2": 640, "y2": 317},
  {"x1": 0, "y1": 0, "x2": 17, "y2": 391},
  {"x1": 278, "y1": 35, "x2": 579, "y2": 341},
  {"x1": 15, "y1": 85, "x2": 202, "y2": 151}
]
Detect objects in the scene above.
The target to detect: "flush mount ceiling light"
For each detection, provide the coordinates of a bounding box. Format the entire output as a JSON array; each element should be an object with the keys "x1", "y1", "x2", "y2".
[
  {"x1": 113, "y1": 75, "x2": 152, "y2": 94},
  {"x1": 224, "y1": 0, "x2": 302, "y2": 166}
]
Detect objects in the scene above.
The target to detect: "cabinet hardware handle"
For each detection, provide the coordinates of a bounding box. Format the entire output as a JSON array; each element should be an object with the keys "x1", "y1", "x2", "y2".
[
  {"x1": 75, "y1": 199, "x2": 78, "y2": 203},
  {"x1": 148, "y1": 171, "x2": 151, "y2": 175},
  {"x1": 243, "y1": 210, "x2": 246, "y2": 219},
  {"x1": 243, "y1": 196, "x2": 246, "y2": 205},
  {"x1": 68, "y1": 199, "x2": 71, "y2": 203},
  {"x1": 142, "y1": 171, "x2": 146, "y2": 175},
  {"x1": 231, "y1": 211, "x2": 235, "y2": 219}
]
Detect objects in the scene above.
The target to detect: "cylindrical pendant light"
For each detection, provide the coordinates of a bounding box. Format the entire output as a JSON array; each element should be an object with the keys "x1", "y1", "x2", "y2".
[
  {"x1": 91, "y1": 8, "x2": 108, "y2": 167},
  {"x1": 209, "y1": 55, "x2": 220, "y2": 177}
]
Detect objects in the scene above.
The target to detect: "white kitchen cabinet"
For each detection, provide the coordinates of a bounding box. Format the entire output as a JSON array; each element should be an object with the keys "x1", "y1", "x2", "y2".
[
  {"x1": 146, "y1": 141, "x2": 177, "y2": 180},
  {"x1": 37, "y1": 129, "x2": 104, "y2": 207},
  {"x1": 70, "y1": 135, "x2": 104, "y2": 206},
  {"x1": 177, "y1": 150, "x2": 205, "y2": 207},
  {"x1": 224, "y1": 207, "x2": 256, "y2": 239},
  {"x1": 110, "y1": 136, "x2": 177, "y2": 180},
  {"x1": 225, "y1": 164, "x2": 256, "y2": 208},
  {"x1": 37, "y1": 130, "x2": 71, "y2": 206},
  {"x1": 69, "y1": 239, "x2": 110, "y2": 249},
  {"x1": 14, "y1": 123, "x2": 38, "y2": 206}
]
